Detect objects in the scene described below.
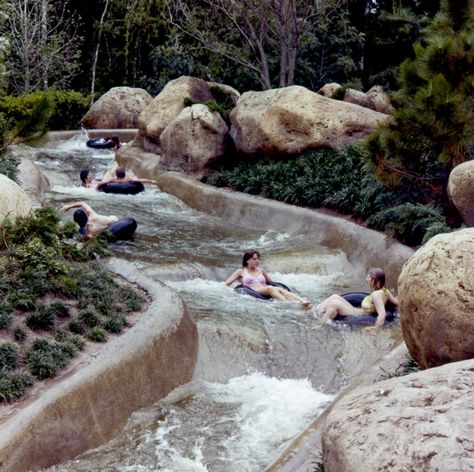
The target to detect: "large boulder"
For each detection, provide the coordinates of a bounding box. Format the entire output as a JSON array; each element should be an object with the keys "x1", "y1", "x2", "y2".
[
  {"x1": 136, "y1": 76, "x2": 214, "y2": 151},
  {"x1": 17, "y1": 156, "x2": 50, "y2": 206},
  {"x1": 322, "y1": 358, "x2": 474, "y2": 472},
  {"x1": 398, "y1": 228, "x2": 474, "y2": 368},
  {"x1": 448, "y1": 160, "x2": 474, "y2": 226},
  {"x1": 81, "y1": 86, "x2": 152, "y2": 129},
  {"x1": 229, "y1": 85, "x2": 389, "y2": 155},
  {"x1": 160, "y1": 104, "x2": 229, "y2": 175},
  {"x1": 0, "y1": 174, "x2": 32, "y2": 223}
]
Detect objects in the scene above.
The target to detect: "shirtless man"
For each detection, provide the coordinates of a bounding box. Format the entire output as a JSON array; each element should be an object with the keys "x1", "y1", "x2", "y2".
[
  {"x1": 60, "y1": 201, "x2": 119, "y2": 239},
  {"x1": 96, "y1": 167, "x2": 159, "y2": 190}
]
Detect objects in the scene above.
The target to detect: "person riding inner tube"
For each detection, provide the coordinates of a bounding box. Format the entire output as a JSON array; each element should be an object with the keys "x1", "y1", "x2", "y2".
[
  {"x1": 86, "y1": 136, "x2": 120, "y2": 150},
  {"x1": 60, "y1": 202, "x2": 137, "y2": 241}
]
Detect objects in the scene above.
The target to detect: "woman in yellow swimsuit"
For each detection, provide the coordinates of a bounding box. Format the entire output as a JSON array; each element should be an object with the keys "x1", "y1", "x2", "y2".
[
  {"x1": 316, "y1": 268, "x2": 398, "y2": 327},
  {"x1": 224, "y1": 249, "x2": 311, "y2": 308}
]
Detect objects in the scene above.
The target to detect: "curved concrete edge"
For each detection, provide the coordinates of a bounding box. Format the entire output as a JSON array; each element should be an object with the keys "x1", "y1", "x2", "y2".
[
  {"x1": 265, "y1": 335, "x2": 409, "y2": 472},
  {"x1": 0, "y1": 259, "x2": 198, "y2": 472},
  {"x1": 154, "y1": 172, "x2": 415, "y2": 288}
]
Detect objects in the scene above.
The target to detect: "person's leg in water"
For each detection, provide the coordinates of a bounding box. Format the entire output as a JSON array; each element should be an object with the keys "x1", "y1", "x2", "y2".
[
  {"x1": 316, "y1": 294, "x2": 356, "y2": 319},
  {"x1": 255, "y1": 285, "x2": 311, "y2": 308}
]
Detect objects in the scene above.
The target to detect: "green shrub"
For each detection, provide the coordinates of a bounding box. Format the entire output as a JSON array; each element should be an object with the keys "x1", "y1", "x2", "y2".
[
  {"x1": 87, "y1": 326, "x2": 107, "y2": 343},
  {"x1": 0, "y1": 89, "x2": 90, "y2": 132},
  {"x1": 0, "y1": 311, "x2": 13, "y2": 330},
  {"x1": 78, "y1": 309, "x2": 100, "y2": 327},
  {"x1": 68, "y1": 319, "x2": 85, "y2": 335},
  {"x1": 26, "y1": 338, "x2": 77, "y2": 379},
  {"x1": 6, "y1": 291, "x2": 38, "y2": 312},
  {"x1": 367, "y1": 203, "x2": 451, "y2": 246},
  {"x1": 47, "y1": 301, "x2": 70, "y2": 319},
  {"x1": 0, "y1": 370, "x2": 34, "y2": 402},
  {"x1": 122, "y1": 287, "x2": 145, "y2": 313},
  {"x1": 13, "y1": 325, "x2": 27, "y2": 343},
  {"x1": 26, "y1": 305, "x2": 56, "y2": 331},
  {"x1": 104, "y1": 315, "x2": 125, "y2": 333},
  {"x1": 0, "y1": 342, "x2": 19, "y2": 371}
]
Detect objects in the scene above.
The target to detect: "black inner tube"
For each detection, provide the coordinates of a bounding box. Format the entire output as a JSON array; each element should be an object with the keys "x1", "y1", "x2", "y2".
[
  {"x1": 86, "y1": 137, "x2": 115, "y2": 149},
  {"x1": 98, "y1": 181, "x2": 145, "y2": 195},
  {"x1": 335, "y1": 291, "x2": 398, "y2": 326},
  {"x1": 234, "y1": 281, "x2": 291, "y2": 301},
  {"x1": 73, "y1": 209, "x2": 137, "y2": 241}
]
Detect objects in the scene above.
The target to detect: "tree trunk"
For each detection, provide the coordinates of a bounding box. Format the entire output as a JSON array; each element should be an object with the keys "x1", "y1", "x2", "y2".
[{"x1": 91, "y1": 0, "x2": 109, "y2": 104}]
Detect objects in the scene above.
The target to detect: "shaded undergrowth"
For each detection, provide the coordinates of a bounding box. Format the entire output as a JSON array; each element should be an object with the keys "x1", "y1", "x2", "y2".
[{"x1": 0, "y1": 207, "x2": 146, "y2": 403}]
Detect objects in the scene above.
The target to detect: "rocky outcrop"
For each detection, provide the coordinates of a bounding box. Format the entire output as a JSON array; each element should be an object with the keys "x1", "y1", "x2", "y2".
[
  {"x1": 322, "y1": 358, "x2": 474, "y2": 472},
  {"x1": 365, "y1": 85, "x2": 395, "y2": 115},
  {"x1": 398, "y1": 228, "x2": 474, "y2": 368},
  {"x1": 229, "y1": 85, "x2": 389, "y2": 155},
  {"x1": 136, "y1": 76, "x2": 214, "y2": 152},
  {"x1": 317, "y1": 82, "x2": 342, "y2": 98},
  {"x1": 343, "y1": 86, "x2": 395, "y2": 115},
  {"x1": 17, "y1": 156, "x2": 50, "y2": 206},
  {"x1": 81, "y1": 86, "x2": 152, "y2": 129},
  {"x1": 0, "y1": 174, "x2": 32, "y2": 223},
  {"x1": 448, "y1": 160, "x2": 474, "y2": 226},
  {"x1": 160, "y1": 104, "x2": 229, "y2": 175}
]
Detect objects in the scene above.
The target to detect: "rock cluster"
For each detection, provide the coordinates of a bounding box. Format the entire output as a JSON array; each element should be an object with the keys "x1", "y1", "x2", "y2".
[{"x1": 89, "y1": 76, "x2": 392, "y2": 176}]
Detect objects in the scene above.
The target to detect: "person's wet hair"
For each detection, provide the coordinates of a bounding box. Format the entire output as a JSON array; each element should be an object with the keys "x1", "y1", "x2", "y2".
[
  {"x1": 73, "y1": 209, "x2": 88, "y2": 235},
  {"x1": 242, "y1": 249, "x2": 260, "y2": 267},
  {"x1": 79, "y1": 169, "x2": 90, "y2": 184},
  {"x1": 367, "y1": 268, "x2": 385, "y2": 290},
  {"x1": 115, "y1": 167, "x2": 126, "y2": 179}
]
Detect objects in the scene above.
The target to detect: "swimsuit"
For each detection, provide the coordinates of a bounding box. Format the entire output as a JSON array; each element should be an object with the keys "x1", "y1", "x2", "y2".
[
  {"x1": 361, "y1": 288, "x2": 389, "y2": 314},
  {"x1": 242, "y1": 269, "x2": 266, "y2": 287}
]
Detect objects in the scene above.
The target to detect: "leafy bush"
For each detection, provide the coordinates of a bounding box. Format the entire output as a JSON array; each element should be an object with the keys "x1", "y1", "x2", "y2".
[
  {"x1": 87, "y1": 326, "x2": 107, "y2": 343},
  {"x1": 13, "y1": 325, "x2": 27, "y2": 343},
  {"x1": 0, "y1": 89, "x2": 90, "y2": 132},
  {"x1": 0, "y1": 370, "x2": 34, "y2": 402},
  {"x1": 0, "y1": 311, "x2": 13, "y2": 330},
  {"x1": 68, "y1": 319, "x2": 85, "y2": 335},
  {"x1": 47, "y1": 301, "x2": 70, "y2": 319},
  {"x1": 104, "y1": 315, "x2": 125, "y2": 333},
  {"x1": 367, "y1": 203, "x2": 451, "y2": 246},
  {"x1": 0, "y1": 152, "x2": 20, "y2": 181},
  {"x1": 26, "y1": 338, "x2": 77, "y2": 379},
  {"x1": 78, "y1": 309, "x2": 100, "y2": 328},
  {"x1": 0, "y1": 342, "x2": 19, "y2": 370},
  {"x1": 26, "y1": 305, "x2": 57, "y2": 331}
]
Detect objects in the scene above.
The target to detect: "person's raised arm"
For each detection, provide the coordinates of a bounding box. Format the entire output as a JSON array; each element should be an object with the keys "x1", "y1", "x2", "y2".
[
  {"x1": 60, "y1": 201, "x2": 94, "y2": 216},
  {"x1": 224, "y1": 269, "x2": 243, "y2": 286},
  {"x1": 387, "y1": 290, "x2": 399, "y2": 306},
  {"x1": 262, "y1": 269, "x2": 273, "y2": 284},
  {"x1": 372, "y1": 290, "x2": 387, "y2": 328}
]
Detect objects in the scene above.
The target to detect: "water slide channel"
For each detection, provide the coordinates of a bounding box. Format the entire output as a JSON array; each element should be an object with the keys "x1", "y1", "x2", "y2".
[{"x1": 18, "y1": 135, "x2": 400, "y2": 471}]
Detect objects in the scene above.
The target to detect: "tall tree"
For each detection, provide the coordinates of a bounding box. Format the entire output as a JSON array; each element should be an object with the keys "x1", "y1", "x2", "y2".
[
  {"x1": 365, "y1": 0, "x2": 474, "y2": 208},
  {"x1": 166, "y1": 0, "x2": 346, "y2": 90},
  {"x1": 2, "y1": 0, "x2": 81, "y2": 94}
]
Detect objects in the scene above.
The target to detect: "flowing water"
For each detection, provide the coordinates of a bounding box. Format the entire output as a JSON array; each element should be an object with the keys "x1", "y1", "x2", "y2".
[{"x1": 14, "y1": 135, "x2": 400, "y2": 471}]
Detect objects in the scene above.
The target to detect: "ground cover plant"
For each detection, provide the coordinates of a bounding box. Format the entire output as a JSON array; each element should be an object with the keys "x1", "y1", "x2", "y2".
[
  {"x1": 208, "y1": 146, "x2": 454, "y2": 246},
  {"x1": 0, "y1": 207, "x2": 145, "y2": 403}
]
